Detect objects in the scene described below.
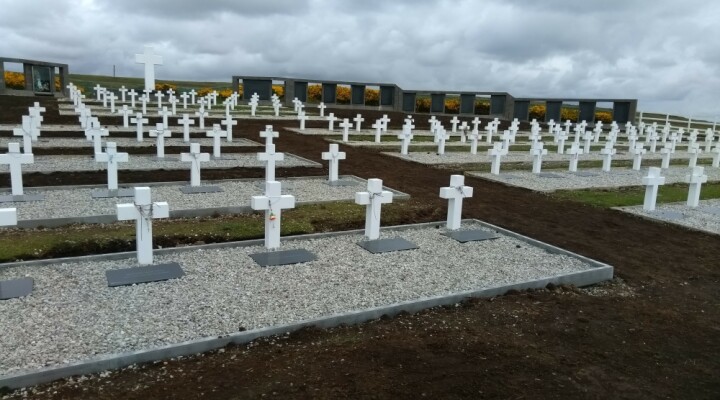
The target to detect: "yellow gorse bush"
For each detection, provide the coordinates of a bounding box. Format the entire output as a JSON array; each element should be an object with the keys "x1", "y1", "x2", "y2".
[
  {"x1": 308, "y1": 84, "x2": 322, "y2": 102},
  {"x1": 155, "y1": 82, "x2": 178, "y2": 92},
  {"x1": 4, "y1": 71, "x2": 26, "y2": 89},
  {"x1": 365, "y1": 89, "x2": 379, "y2": 106}
]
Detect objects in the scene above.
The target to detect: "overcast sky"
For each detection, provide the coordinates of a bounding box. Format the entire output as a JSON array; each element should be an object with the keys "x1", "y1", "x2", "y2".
[{"x1": 1, "y1": 0, "x2": 718, "y2": 118}]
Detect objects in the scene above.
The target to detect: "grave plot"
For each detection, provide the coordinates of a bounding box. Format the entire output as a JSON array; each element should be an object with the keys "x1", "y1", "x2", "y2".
[
  {"x1": 2, "y1": 176, "x2": 406, "y2": 227},
  {"x1": 0, "y1": 136, "x2": 260, "y2": 149},
  {"x1": 55, "y1": 102, "x2": 313, "y2": 120},
  {"x1": 0, "y1": 220, "x2": 611, "y2": 380},
  {"x1": 0, "y1": 153, "x2": 319, "y2": 173},
  {"x1": 467, "y1": 167, "x2": 720, "y2": 192},
  {"x1": 618, "y1": 199, "x2": 720, "y2": 236}
]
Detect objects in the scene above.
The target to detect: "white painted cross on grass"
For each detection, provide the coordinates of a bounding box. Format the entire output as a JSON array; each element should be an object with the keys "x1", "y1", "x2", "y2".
[
  {"x1": 642, "y1": 167, "x2": 665, "y2": 211},
  {"x1": 531, "y1": 142, "x2": 548, "y2": 174},
  {"x1": 686, "y1": 166, "x2": 708, "y2": 207},
  {"x1": 567, "y1": 142, "x2": 583, "y2": 172},
  {"x1": 339, "y1": 118, "x2": 352, "y2": 142},
  {"x1": 96, "y1": 142, "x2": 129, "y2": 191},
  {"x1": 398, "y1": 120, "x2": 415, "y2": 155},
  {"x1": 355, "y1": 178, "x2": 393, "y2": 240},
  {"x1": 321, "y1": 143, "x2": 346, "y2": 182},
  {"x1": 354, "y1": 114, "x2": 364, "y2": 131},
  {"x1": 439, "y1": 174, "x2": 473, "y2": 230},
  {"x1": 117, "y1": 187, "x2": 169, "y2": 265},
  {"x1": 600, "y1": 143, "x2": 616, "y2": 172},
  {"x1": 251, "y1": 181, "x2": 295, "y2": 250},
  {"x1": 298, "y1": 111, "x2": 308, "y2": 131}
]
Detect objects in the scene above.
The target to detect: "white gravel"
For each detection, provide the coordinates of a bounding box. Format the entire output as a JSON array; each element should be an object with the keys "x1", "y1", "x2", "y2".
[
  {"x1": 618, "y1": 199, "x2": 720, "y2": 235},
  {"x1": 467, "y1": 167, "x2": 720, "y2": 192},
  {"x1": 1, "y1": 177, "x2": 377, "y2": 221},
  {"x1": 55, "y1": 104, "x2": 322, "y2": 120},
  {"x1": 0, "y1": 222, "x2": 595, "y2": 375},
  {"x1": 0, "y1": 137, "x2": 260, "y2": 149},
  {"x1": 0, "y1": 153, "x2": 318, "y2": 173}
]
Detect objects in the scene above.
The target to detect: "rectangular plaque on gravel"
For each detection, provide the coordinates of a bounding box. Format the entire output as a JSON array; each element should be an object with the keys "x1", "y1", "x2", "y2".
[
  {"x1": 249, "y1": 249, "x2": 317, "y2": 267},
  {"x1": 179, "y1": 186, "x2": 224, "y2": 194},
  {"x1": 0, "y1": 194, "x2": 45, "y2": 203},
  {"x1": 536, "y1": 172, "x2": 564, "y2": 179},
  {"x1": 106, "y1": 262, "x2": 184, "y2": 287},
  {"x1": 651, "y1": 210, "x2": 684, "y2": 220},
  {"x1": 443, "y1": 229, "x2": 500, "y2": 243},
  {"x1": 497, "y1": 174, "x2": 521, "y2": 180},
  {"x1": 91, "y1": 188, "x2": 135, "y2": 198},
  {"x1": 572, "y1": 171, "x2": 599, "y2": 177},
  {"x1": 0, "y1": 278, "x2": 34, "y2": 300},
  {"x1": 358, "y1": 237, "x2": 418, "y2": 254},
  {"x1": 327, "y1": 179, "x2": 359, "y2": 187},
  {"x1": 700, "y1": 206, "x2": 720, "y2": 216}
]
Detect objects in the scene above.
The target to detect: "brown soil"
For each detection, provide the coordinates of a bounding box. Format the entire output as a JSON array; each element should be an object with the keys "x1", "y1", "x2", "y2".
[{"x1": 1, "y1": 96, "x2": 719, "y2": 399}]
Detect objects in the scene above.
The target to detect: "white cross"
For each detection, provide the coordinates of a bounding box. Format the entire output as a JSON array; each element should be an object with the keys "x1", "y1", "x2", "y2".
[
  {"x1": 0, "y1": 143, "x2": 34, "y2": 195},
  {"x1": 118, "y1": 105, "x2": 133, "y2": 128},
  {"x1": 257, "y1": 143, "x2": 284, "y2": 182},
  {"x1": 531, "y1": 142, "x2": 548, "y2": 174},
  {"x1": 318, "y1": 102, "x2": 327, "y2": 117},
  {"x1": 600, "y1": 143, "x2": 616, "y2": 172},
  {"x1": 29, "y1": 102, "x2": 46, "y2": 116},
  {"x1": 135, "y1": 46, "x2": 164, "y2": 91},
  {"x1": 340, "y1": 118, "x2": 352, "y2": 142},
  {"x1": 181, "y1": 143, "x2": 210, "y2": 187},
  {"x1": 398, "y1": 122, "x2": 415, "y2": 155},
  {"x1": 195, "y1": 108, "x2": 208, "y2": 129},
  {"x1": 469, "y1": 129, "x2": 480, "y2": 155},
  {"x1": 130, "y1": 113, "x2": 149, "y2": 142},
  {"x1": 379, "y1": 115, "x2": 391, "y2": 132},
  {"x1": 140, "y1": 94, "x2": 148, "y2": 114},
  {"x1": 583, "y1": 130, "x2": 593, "y2": 154},
  {"x1": 631, "y1": 144, "x2": 646, "y2": 170},
  {"x1": 250, "y1": 180, "x2": 295, "y2": 250},
  {"x1": 15, "y1": 116, "x2": 38, "y2": 153},
  {"x1": 660, "y1": 144, "x2": 673, "y2": 169},
  {"x1": 321, "y1": 143, "x2": 346, "y2": 182},
  {"x1": 189, "y1": 89, "x2": 197, "y2": 105},
  {"x1": 94, "y1": 84, "x2": 103, "y2": 101},
  {"x1": 128, "y1": 89, "x2": 138, "y2": 108},
  {"x1": 485, "y1": 123, "x2": 494, "y2": 144},
  {"x1": 272, "y1": 99, "x2": 281, "y2": 116},
  {"x1": 450, "y1": 116, "x2": 460, "y2": 133},
  {"x1": 249, "y1": 98, "x2": 258, "y2": 116},
  {"x1": 167, "y1": 88, "x2": 175, "y2": 98},
  {"x1": 180, "y1": 92, "x2": 189, "y2": 109},
  {"x1": 686, "y1": 166, "x2": 708, "y2": 207},
  {"x1": 298, "y1": 111, "x2": 308, "y2": 130},
  {"x1": 567, "y1": 142, "x2": 583, "y2": 172},
  {"x1": 704, "y1": 128, "x2": 715, "y2": 152},
  {"x1": 327, "y1": 113, "x2": 337, "y2": 131},
  {"x1": 95, "y1": 142, "x2": 129, "y2": 191},
  {"x1": 260, "y1": 125, "x2": 279, "y2": 147},
  {"x1": 206, "y1": 124, "x2": 227, "y2": 158},
  {"x1": 119, "y1": 86, "x2": 128, "y2": 102},
  {"x1": 155, "y1": 91, "x2": 163, "y2": 109},
  {"x1": 168, "y1": 95, "x2": 178, "y2": 115},
  {"x1": 354, "y1": 114, "x2": 365, "y2": 131},
  {"x1": 713, "y1": 146, "x2": 720, "y2": 168},
  {"x1": 488, "y1": 142, "x2": 507, "y2": 175},
  {"x1": 642, "y1": 167, "x2": 665, "y2": 211},
  {"x1": 372, "y1": 121, "x2": 383, "y2": 143},
  {"x1": 221, "y1": 114, "x2": 238, "y2": 142},
  {"x1": 471, "y1": 117, "x2": 481, "y2": 132},
  {"x1": 0, "y1": 207, "x2": 17, "y2": 226},
  {"x1": 458, "y1": 121, "x2": 469, "y2": 143},
  {"x1": 85, "y1": 119, "x2": 109, "y2": 158},
  {"x1": 355, "y1": 178, "x2": 393, "y2": 240},
  {"x1": 556, "y1": 127, "x2": 568, "y2": 154},
  {"x1": 149, "y1": 123, "x2": 172, "y2": 158},
  {"x1": 117, "y1": 187, "x2": 169, "y2": 265},
  {"x1": 178, "y1": 114, "x2": 195, "y2": 142},
  {"x1": 687, "y1": 143, "x2": 702, "y2": 168},
  {"x1": 436, "y1": 127, "x2": 450, "y2": 155},
  {"x1": 439, "y1": 174, "x2": 473, "y2": 230}
]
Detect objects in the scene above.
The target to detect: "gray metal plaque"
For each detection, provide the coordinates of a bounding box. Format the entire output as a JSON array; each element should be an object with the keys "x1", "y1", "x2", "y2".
[
  {"x1": 358, "y1": 238, "x2": 418, "y2": 254},
  {"x1": 572, "y1": 171, "x2": 599, "y2": 177},
  {"x1": 0, "y1": 278, "x2": 34, "y2": 300},
  {"x1": 249, "y1": 249, "x2": 317, "y2": 267},
  {"x1": 497, "y1": 174, "x2": 521, "y2": 180},
  {"x1": 536, "y1": 172, "x2": 564, "y2": 179},
  {"x1": 0, "y1": 194, "x2": 45, "y2": 203},
  {"x1": 443, "y1": 229, "x2": 500, "y2": 243},
  {"x1": 179, "y1": 186, "x2": 224, "y2": 194},
  {"x1": 327, "y1": 179, "x2": 358, "y2": 187},
  {"x1": 91, "y1": 188, "x2": 135, "y2": 198},
  {"x1": 651, "y1": 210, "x2": 684, "y2": 221},
  {"x1": 151, "y1": 157, "x2": 178, "y2": 162},
  {"x1": 700, "y1": 206, "x2": 720, "y2": 216},
  {"x1": 106, "y1": 262, "x2": 184, "y2": 287}
]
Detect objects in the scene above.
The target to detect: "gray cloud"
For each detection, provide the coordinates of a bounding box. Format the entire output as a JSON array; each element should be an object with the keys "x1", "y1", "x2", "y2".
[{"x1": 0, "y1": 0, "x2": 718, "y2": 117}]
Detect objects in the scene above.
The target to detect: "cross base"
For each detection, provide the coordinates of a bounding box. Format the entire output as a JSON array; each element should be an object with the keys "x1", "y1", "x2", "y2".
[
  {"x1": 0, "y1": 194, "x2": 45, "y2": 203},
  {"x1": 91, "y1": 188, "x2": 135, "y2": 198},
  {"x1": 249, "y1": 249, "x2": 317, "y2": 267},
  {"x1": 106, "y1": 262, "x2": 184, "y2": 287},
  {"x1": 443, "y1": 229, "x2": 499, "y2": 243},
  {"x1": 179, "y1": 185, "x2": 224, "y2": 194},
  {"x1": 326, "y1": 179, "x2": 359, "y2": 187},
  {"x1": 0, "y1": 278, "x2": 34, "y2": 300},
  {"x1": 358, "y1": 237, "x2": 418, "y2": 254}
]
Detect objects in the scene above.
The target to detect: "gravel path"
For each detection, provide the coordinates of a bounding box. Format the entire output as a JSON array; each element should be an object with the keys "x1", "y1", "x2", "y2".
[
  {"x1": 467, "y1": 167, "x2": 720, "y2": 192},
  {"x1": 0, "y1": 153, "x2": 319, "y2": 173},
  {"x1": 618, "y1": 199, "x2": 720, "y2": 236},
  {"x1": 0, "y1": 137, "x2": 260, "y2": 149},
  {"x1": 0, "y1": 222, "x2": 594, "y2": 375},
  {"x1": 0, "y1": 177, "x2": 379, "y2": 221}
]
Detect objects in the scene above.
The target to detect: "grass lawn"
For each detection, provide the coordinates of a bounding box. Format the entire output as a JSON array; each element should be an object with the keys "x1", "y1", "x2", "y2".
[{"x1": 551, "y1": 182, "x2": 720, "y2": 208}]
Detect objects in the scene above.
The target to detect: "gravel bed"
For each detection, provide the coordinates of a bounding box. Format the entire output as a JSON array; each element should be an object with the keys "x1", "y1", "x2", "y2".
[
  {"x1": 384, "y1": 149, "x2": 714, "y2": 165},
  {"x1": 618, "y1": 199, "x2": 720, "y2": 236},
  {"x1": 0, "y1": 153, "x2": 318, "y2": 173},
  {"x1": 467, "y1": 167, "x2": 720, "y2": 192},
  {"x1": 286, "y1": 127, "x2": 436, "y2": 137},
  {"x1": 0, "y1": 222, "x2": 594, "y2": 375},
  {"x1": 0, "y1": 124, "x2": 245, "y2": 134},
  {"x1": 0, "y1": 137, "x2": 260, "y2": 149},
  {"x1": 0, "y1": 177, "x2": 376, "y2": 221}
]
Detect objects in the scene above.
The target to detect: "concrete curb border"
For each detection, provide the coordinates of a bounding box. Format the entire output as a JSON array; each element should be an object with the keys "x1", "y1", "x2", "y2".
[
  {"x1": 5, "y1": 175, "x2": 409, "y2": 229},
  {"x1": 0, "y1": 219, "x2": 613, "y2": 389}
]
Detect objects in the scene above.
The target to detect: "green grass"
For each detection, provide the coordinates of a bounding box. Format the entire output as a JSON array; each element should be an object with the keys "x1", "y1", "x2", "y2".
[
  {"x1": 552, "y1": 182, "x2": 720, "y2": 208},
  {"x1": 69, "y1": 73, "x2": 231, "y2": 95}
]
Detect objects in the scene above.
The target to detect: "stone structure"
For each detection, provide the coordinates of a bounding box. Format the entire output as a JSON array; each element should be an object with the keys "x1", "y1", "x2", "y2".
[{"x1": 0, "y1": 57, "x2": 69, "y2": 96}]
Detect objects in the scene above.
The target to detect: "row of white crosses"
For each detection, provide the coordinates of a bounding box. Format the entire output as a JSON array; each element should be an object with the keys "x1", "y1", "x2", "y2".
[
  {"x1": 12, "y1": 102, "x2": 45, "y2": 154},
  {"x1": 642, "y1": 166, "x2": 708, "y2": 211}
]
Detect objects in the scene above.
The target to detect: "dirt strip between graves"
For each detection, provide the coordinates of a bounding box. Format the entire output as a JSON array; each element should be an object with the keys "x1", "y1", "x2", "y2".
[{"x1": 1, "y1": 96, "x2": 719, "y2": 399}]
